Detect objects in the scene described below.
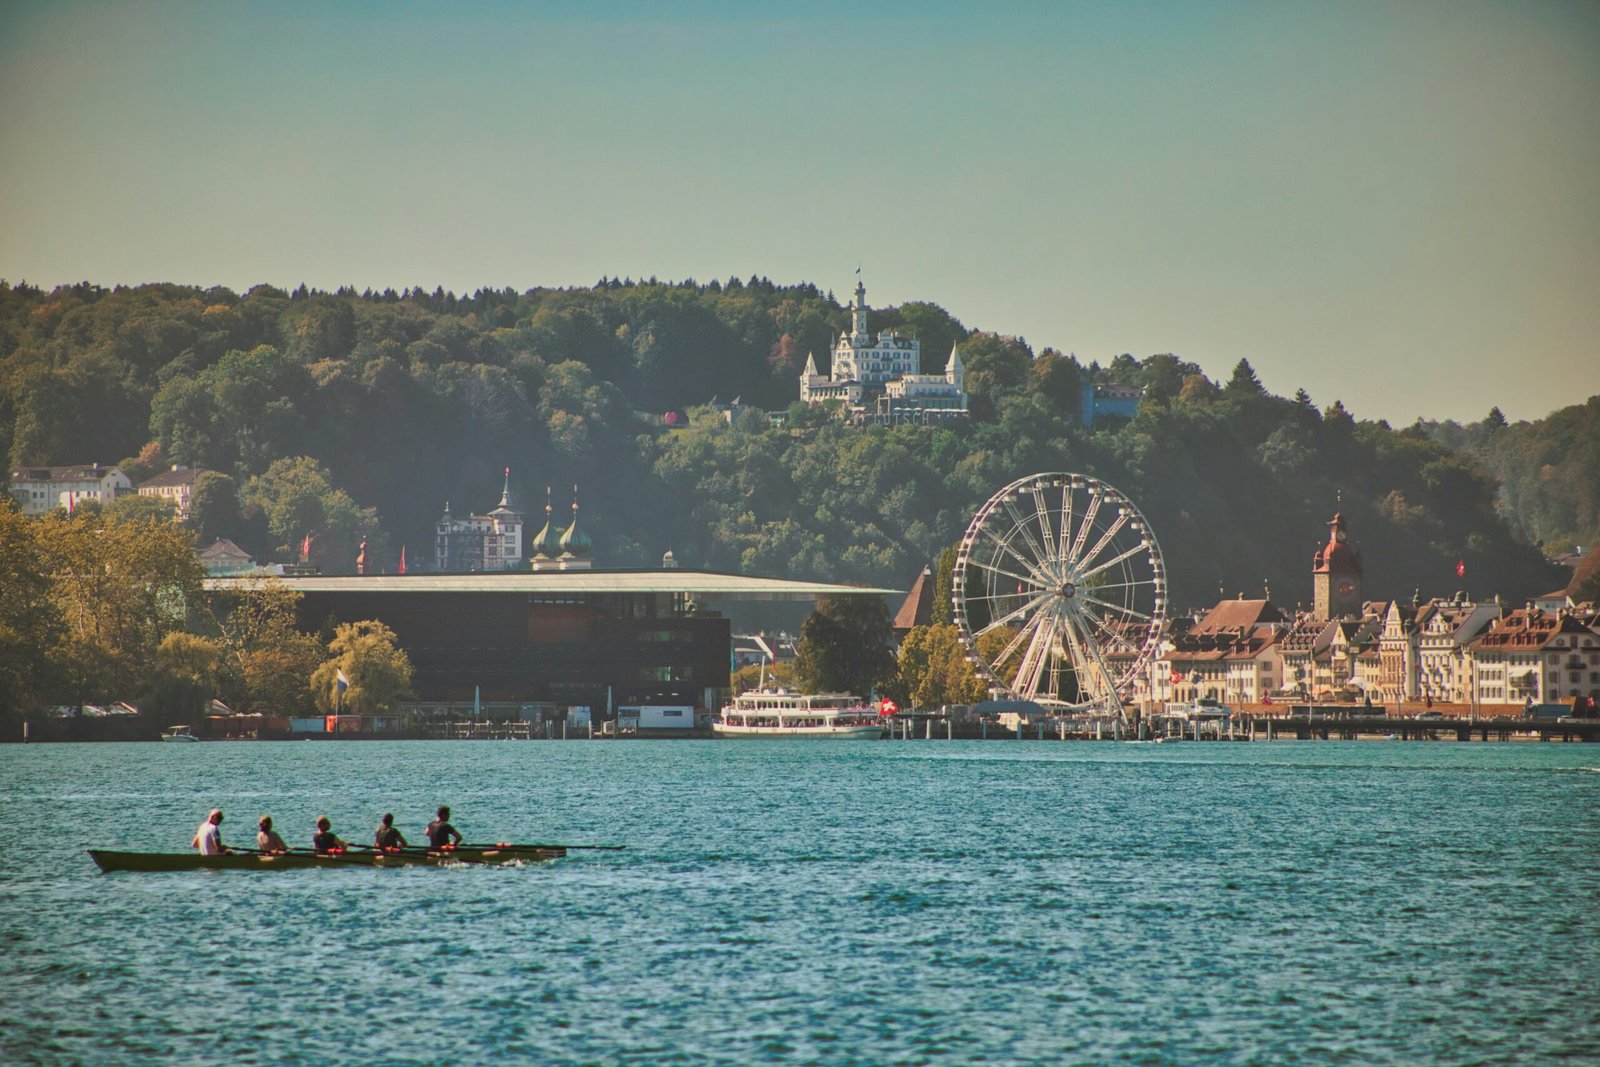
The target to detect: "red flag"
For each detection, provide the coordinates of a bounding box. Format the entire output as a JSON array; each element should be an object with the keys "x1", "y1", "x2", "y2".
[
  {"x1": 1170, "y1": 670, "x2": 1182, "y2": 685},
  {"x1": 1456, "y1": 559, "x2": 1466, "y2": 578},
  {"x1": 879, "y1": 698, "x2": 898, "y2": 717},
  {"x1": 398, "y1": 545, "x2": 407, "y2": 574},
  {"x1": 301, "y1": 534, "x2": 312, "y2": 563}
]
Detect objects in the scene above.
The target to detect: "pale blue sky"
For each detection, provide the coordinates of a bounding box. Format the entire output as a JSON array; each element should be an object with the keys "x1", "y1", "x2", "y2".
[{"x1": 2, "y1": 1, "x2": 1596, "y2": 423}]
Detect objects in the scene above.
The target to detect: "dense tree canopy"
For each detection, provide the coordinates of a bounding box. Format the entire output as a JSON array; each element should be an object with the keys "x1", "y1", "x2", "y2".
[{"x1": 0, "y1": 277, "x2": 1577, "y2": 613}]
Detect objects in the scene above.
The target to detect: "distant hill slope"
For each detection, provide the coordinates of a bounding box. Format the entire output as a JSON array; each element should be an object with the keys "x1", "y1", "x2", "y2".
[
  {"x1": 0, "y1": 279, "x2": 1567, "y2": 608},
  {"x1": 1421, "y1": 397, "x2": 1600, "y2": 557}
]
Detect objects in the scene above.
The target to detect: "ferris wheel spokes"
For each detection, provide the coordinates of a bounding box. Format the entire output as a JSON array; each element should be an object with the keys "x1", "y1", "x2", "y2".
[{"x1": 952, "y1": 472, "x2": 1166, "y2": 715}]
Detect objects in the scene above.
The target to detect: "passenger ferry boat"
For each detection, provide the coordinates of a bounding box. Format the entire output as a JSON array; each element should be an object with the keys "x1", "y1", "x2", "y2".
[{"x1": 713, "y1": 690, "x2": 886, "y2": 739}]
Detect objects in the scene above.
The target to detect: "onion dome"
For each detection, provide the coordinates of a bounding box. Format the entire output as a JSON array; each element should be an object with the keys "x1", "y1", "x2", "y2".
[
  {"x1": 531, "y1": 486, "x2": 561, "y2": 559},
  {"x1": 559, "y1": 485, "x2": 592, "y2": 558}
]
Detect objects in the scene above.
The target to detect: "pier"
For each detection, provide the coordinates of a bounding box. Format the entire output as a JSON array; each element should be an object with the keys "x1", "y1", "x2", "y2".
[{"x1": 880, "y1": 710, "x2": 1600, "y2": 743}]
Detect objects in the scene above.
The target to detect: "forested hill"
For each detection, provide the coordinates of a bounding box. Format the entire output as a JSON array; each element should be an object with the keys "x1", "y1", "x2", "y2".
[
  {"x1": 0, "y1": 278, "x2": 1570, "y2": 609},
  {"x1": 1421, "y1": 399, "x2": 1600, "y2": 559}
]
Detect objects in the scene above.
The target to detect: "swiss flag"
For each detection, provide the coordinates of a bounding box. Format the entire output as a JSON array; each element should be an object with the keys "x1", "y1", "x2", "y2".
[
  {"x1": 879, "y1": 699, "x2": 899, "y2": 717},
  {"x1": 1456, "y1": 559, "x2": 1466, "y2": 578}
]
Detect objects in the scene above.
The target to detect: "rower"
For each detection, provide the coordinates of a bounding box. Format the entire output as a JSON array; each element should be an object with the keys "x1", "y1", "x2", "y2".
[
  {"x1": 257, "y1": 815, "x2": 289, "y2": 854},
  {"x1": 193, "y1": 808, "x2": 230, "y2": 855},
  {"x1": 425, "y1": 805, "x2": 462, "y2": 850},
  {"x1": 374, "y1": 812, "x2": 408, "y2": 851},
  {"x1": 311, "y1": 816, "x2": 348, "y2": 854}
]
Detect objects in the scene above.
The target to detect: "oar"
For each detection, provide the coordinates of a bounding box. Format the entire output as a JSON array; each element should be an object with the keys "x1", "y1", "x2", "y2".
[{"x1": 460, "y1": 841, "x2": 624, "y2": 851}]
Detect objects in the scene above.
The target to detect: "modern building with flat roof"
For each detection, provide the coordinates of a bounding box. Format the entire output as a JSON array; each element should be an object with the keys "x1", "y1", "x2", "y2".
[{"x1": 205, "y1": 570, "x2": 900, "y2": 712}]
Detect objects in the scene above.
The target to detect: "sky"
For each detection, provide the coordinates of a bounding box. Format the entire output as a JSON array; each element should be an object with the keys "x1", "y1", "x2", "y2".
[{"x1": 2, "y1": 0, "x2": 1596, "y2": 425}]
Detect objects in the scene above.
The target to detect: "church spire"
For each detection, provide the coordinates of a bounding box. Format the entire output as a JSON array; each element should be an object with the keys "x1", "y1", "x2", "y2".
[{"x1": 499, "y1": 466, "x2": 512, "y2": 509}]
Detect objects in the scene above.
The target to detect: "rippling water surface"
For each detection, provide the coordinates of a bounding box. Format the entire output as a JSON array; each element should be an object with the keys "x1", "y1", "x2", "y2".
[{"x1": 2, "y1": 739, "x2": 1597, "y2": 1065}]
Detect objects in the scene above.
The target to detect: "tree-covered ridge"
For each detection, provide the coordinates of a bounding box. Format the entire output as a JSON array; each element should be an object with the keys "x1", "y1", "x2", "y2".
[
  {"x1": 1421, "y1": 399, "x2": 1600, "y2": 557},
  {"x1": 0, "y1": 277, "x2": 1571, "y2": 609}
]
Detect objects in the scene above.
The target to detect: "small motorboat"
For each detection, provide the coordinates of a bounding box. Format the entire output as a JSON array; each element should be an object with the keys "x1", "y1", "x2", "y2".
[{"x1": 160, "y1": 726, "x2": 199, "y2": 742}]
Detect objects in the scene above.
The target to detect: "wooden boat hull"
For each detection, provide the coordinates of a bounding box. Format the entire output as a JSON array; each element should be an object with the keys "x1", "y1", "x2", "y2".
[{"x1": 88, "y1": 846, "x2": 563, "y2": 872}]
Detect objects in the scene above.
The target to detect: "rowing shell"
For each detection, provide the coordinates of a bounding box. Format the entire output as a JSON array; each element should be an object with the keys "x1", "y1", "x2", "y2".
[{"x1": 88, "y1": 846, "x2": 565, "y2": 872}]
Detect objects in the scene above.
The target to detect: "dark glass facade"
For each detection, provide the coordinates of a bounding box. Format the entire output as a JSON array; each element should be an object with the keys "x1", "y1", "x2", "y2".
[{"x1": 294, "y1": 588, "x2": 730, "y2": 709}]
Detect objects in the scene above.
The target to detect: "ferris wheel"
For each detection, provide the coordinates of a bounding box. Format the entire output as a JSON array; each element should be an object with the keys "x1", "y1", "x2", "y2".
[{"x1": 951, "y1": 473, "x2": 1166, "y2": 713}]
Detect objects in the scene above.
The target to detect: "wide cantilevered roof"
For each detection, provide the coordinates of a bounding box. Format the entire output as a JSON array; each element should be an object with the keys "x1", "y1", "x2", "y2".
[{"x1": 205, "y1": 569, "x2": 902, "y2": 602}]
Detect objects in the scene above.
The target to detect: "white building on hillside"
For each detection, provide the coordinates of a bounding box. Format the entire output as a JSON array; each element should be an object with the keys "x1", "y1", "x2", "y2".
[
  {"x1": 8, "y1": 464, "x2": 134, "y2": 516},
  {"x1": 799, "y1": 279, "x2": 968, "y2": 424},
  {"x1": 435, "y1": 469, "x2": 525, "y2": 572}
]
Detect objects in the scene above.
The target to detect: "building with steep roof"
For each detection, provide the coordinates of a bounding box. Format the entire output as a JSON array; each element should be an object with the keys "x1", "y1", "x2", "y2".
[
  {"x1": 198, "y1": 537, "x2": 256, "y2": 575},
  {"x1": 892, "y1": 564, "x2": 936, "y2": 640},
  {"x1": 434, "y1": 469, "x2": 525, "y2": 572},
  {"x1": 1154, "y1": 597, "x2": 1285, "y2": 704},
  {"x1": 798, "y1": 279, "x2": 968, "y2": 424}
]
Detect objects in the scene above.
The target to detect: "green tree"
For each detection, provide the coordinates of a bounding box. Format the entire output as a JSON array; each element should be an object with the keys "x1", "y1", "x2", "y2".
[
  {"x1": 103, "y1": 494, "x2": 176, "y2": 525},
  {"x1": 1225, "y1": 358, "x2": 1265, "y2": 396},
  {"x1": 890, "y1": 624, "x2": 987, "y2": 708},
  {"x1": 208, "y1": 576, "x2": 321, "y2": 715},
  {"x1": 146, "y1": 631, "x2": 222, "y2": 725},
  {"x1": 792, "y1": 594, "x2": 895, "y2": 697},
  {"x1": 931, "y1": 544, "x2": 959, "y2": 626},
  {"x1": 243, "y1": 456, "x2": 381, "y2": 566},
  {"x1": 39, "y1": 512, "x2": 204, "y2": 707},
  {"x1": 0, "y1": 504, "x2": 63, "y2": 715},
  {"x1": 311, "y1": 620, "x2": 414, "y2": 715},
  {"x1": 187, "y1": 471, "x2": 242, "y2": 544}
]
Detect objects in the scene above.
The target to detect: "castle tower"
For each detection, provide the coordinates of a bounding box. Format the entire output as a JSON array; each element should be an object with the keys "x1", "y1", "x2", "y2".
[{"x1": 1312, "y1": 510, "x2": 1363, "y2": 620}]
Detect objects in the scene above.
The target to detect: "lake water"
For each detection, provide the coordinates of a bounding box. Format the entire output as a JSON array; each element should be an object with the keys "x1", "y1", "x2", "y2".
[{"x1": 2, "y1": 739, "x2": 1597, "y2": 1065}]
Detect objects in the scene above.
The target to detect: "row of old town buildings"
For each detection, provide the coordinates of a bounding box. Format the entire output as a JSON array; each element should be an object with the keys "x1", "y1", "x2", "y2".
[{"x1": 1124, "y1": 512, "x2": 1600, "y2": 713}]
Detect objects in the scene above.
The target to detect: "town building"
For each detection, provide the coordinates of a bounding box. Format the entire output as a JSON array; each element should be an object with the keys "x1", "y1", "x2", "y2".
[
  {"x1": 198, "y1": 537, "x2": 256, "y2": 575},
  {"x1": 7, "y1": 464, "x2": 133, "y2": 516},
  {"x1": 1412, "y1": 597, "x2": 1501, "y2": 704},
  {"x1": 137, "y1": 465, "x2": 215, "y2": 519},
  {"x1": 434, "y1": 469, "x2": 525, "y2": 572},
  {"x1": 1154, "y1": 598, "x2": 1284, "y2": 705},
  {"x1": 1468, "y1": 607, "x2": 1600, "y2": 707},
  {"x1": 1079, "y1": 383, "x2": 1144, "y2": 428},
  {"x1": 798, "y1": 279, "x2": 968, "y2": 424}
]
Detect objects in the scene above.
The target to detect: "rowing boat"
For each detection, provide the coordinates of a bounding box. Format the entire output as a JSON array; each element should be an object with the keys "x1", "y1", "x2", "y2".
[{"x1": 88, "y1": 845, "x2": 565, "y2": 873}]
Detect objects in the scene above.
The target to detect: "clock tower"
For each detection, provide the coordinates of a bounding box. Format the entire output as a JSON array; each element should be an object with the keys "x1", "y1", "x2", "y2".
[{"x1": 1312, "y1": 511, "x2": 1363, "y2": 620}]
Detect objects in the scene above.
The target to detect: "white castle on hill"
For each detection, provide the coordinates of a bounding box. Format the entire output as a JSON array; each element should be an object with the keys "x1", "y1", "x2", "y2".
[{"x1": 799, "y1": 279, "x2": 968, "y2": 424}]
